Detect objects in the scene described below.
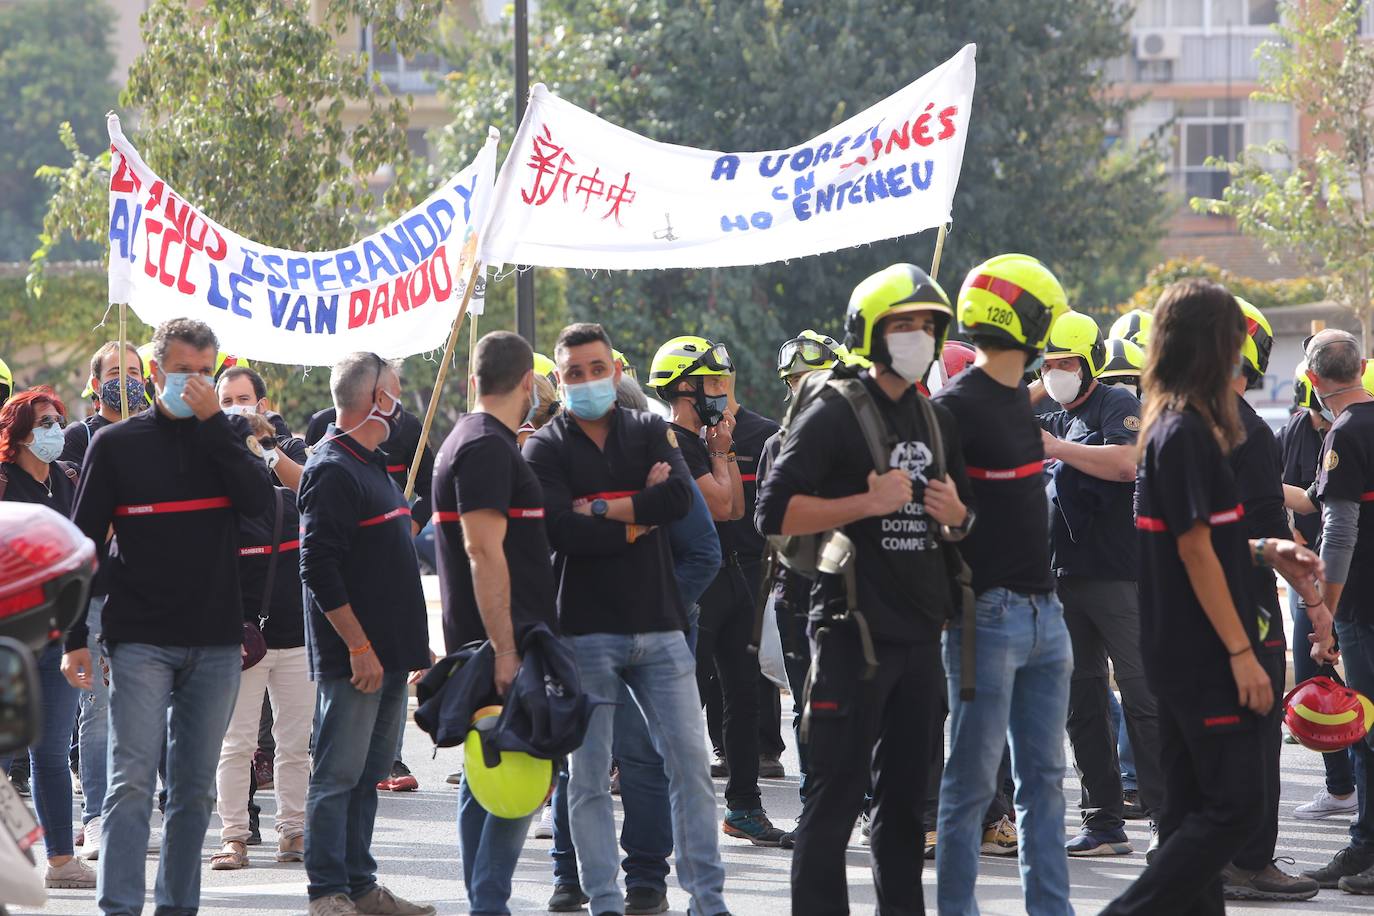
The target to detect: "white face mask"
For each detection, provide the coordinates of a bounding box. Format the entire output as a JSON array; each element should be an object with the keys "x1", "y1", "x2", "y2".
[
  {"x1": 1043, "y1": 368, "x2": 1083, "y2": 405},
  {"x1": 222, "y1": 404, "x2": 257, "y2": 417},
  {"x1": 886, "y1": 330, "x2": 936, "y2": 383}
]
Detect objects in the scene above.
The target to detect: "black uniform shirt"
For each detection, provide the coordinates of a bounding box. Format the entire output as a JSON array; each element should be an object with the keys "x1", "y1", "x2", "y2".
[
  {"x1": 60, "y1": 414, "x2": 112, "y2": 467},
  {"x1": 1315, "y1": 401, "x2": 1374, "y2": 624},
  {"x1": 237, "y1": 487, "x2": 305, "y2": 650},
  {"x1": 69, "y1": 408, "x2": 272, "y2": 650},
  {"x1": 306, "y1": 406, "x2": 435, "y2": 529},
  {"x1": 298, "y1": 426, "x2": 431, "y2": 679},
  {"x1": 669, "y1": 421, "x2": 727, "y2": 568},
  {"x1": 756, "y1": 373, "x2": 973, "y2": 645},
  {"x1": 721, "y1": 407, "x2": 780, "y2": 561},
  {"x1": 522, "y1": 408, "x2": 693, "y2": 637},
  {"x1": 1039, "y1": 382, "x2": 1141, "y2": 582},
  {"x1": 433, "y1": 412, "x2": 557, "y2": 653},
  {"x1": 1137, "y1": 408, "x2": 1256, "y2": 703},
  {"x1": 935, "y1": 367, "x2": 1053, "y2": 596},
  {"x1": 1231, "y1": 396, "x2": 1290, "y2": 655},
  {"x1": 1279, "y1": 409, "x2": 1324, "y2": 548}
]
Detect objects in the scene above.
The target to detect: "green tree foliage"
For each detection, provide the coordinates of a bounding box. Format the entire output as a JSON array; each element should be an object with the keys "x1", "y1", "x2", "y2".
[
  {"x1": 1116, "y1": 257, "x2": 1328, "y2": 316},
  {"x1": 435, "y1": 0, "x2": 1168, "y2": 407},
  {"x1": 0, "y1": 0, "x2": 116, "y2": 262},
  {"x1": 1193, "y1": 0, "x2": 1374, "y2": 347}
]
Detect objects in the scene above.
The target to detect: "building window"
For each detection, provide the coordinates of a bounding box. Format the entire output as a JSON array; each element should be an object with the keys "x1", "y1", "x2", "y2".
[
  {"x1": 360, "y1": 26, "x2": 448, "y2": 94},
  {"x1": 1133, "y1": 0, "x2": 1280, "y2": 29}
]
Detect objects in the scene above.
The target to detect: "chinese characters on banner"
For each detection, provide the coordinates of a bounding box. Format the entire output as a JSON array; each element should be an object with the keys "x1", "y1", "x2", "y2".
[
  {"x1": 106, "y1": 116, "x2": 498, "y2": 366},
  {"x1": 482, "y1": 44, "x2": 976, "y2": 271}
]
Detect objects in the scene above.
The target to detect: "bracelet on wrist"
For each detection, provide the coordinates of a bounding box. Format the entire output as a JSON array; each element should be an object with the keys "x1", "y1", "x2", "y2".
[
  {"x1": 348, "y1": 641, "x2": 372, "y2": 657},
  {"x1": 495, "y1": 649, "x2": 517, "y2": 658},
  {"x1": 1251, "y1": 538, "x2": 1270, "y2": 568},
  {"x1": 1228, "y1": 643, "x2": 1253, "y2": 658}
]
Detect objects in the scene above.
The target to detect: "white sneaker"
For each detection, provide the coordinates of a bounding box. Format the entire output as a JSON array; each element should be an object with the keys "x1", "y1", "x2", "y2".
[
  {"x1": 534, "y1": 804, "x2": 554, "y2": 839},
  {"x1": 80, "y1": 816, "x2": 102, "y2": 861},
  {"x1": 1294, "y1": 787, "x2": 1359, "y2": 820},
  {"x1": 146, "y1": 827, "x2": 162, "y2": 856}
]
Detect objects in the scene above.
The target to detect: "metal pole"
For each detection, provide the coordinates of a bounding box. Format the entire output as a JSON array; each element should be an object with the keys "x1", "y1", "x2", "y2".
[{"x1": 514, "y1": 0, "x2": 536, "y2": 347}]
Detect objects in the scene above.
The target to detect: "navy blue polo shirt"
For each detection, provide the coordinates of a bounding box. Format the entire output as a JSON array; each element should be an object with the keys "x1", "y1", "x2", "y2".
[
  {"x1": 298, "y1": 425, "x2": 431, "y2": 680},
  {"x1": 1039, "y1": 382, "x2": 1142, "y2": 582}
]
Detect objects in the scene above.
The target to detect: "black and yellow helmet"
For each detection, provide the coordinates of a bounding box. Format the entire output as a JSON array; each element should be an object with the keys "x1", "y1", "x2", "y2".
[
  {"x1": 1109, "y1": 309, "x2": 1153, "y2": 348},
  {"x1": 1293, "y1": 358, "x2": 1314, "y2": 410},
  {"x1": 957, "y1": 254, "x2": 1068, "y2": 356},
  {"x1": 1236, "y1": 297, "x2": 1273, "y2": 392},
  {"x1": 0, "y1": 355, "x2": 11, "y2": 404},
  {"x1": 1099, "y1": 338, "x2": 1145, "y2": 385},
  {"x1": 532, "y1": 352, "x2": 559, "y2": 381},
  {"x1": 777, "y1": 330, "x2": 847, "y2": 378},
  {"x1": 1044, "y1": 312, "x2": 1107, "y2": 378},
  {"x1": 844, "y1": 263, "x2": 952, "y2": 362},
  {"x1": 647, "y1": 335, "x2": 733, "y2": 394}
]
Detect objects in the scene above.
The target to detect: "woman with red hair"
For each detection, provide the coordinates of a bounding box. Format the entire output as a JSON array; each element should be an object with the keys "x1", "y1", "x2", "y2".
[{"x1": 0, "y1": 387, "x2": 95, "y2": 889}]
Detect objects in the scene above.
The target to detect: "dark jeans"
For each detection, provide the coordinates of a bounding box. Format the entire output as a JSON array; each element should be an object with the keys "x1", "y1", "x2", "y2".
[
  {"x1": 1101, "y1": 692, "x2": 1265, "y2": 916},
  {"x1": 778, "y1": 595, "x2": 812, "y2": 800},
  {"x1": 706, "y1": 672, "x2": 785, "y2": 760},
  {"x1": 1292, "y1": 591, "x2": 1355, "y2": 795},
  {"x1": 1059, "y1": 577, "x2": 1165, "y2": 830},
  {"x1": 791, "y1": 633, "x2": 942, "y2": 916},
  {"x1": 1335, "y1": 616, "x2": 1374, "y2": 851},
  {"x1": 696, "y1": 558, "x2": 762, "y2": 811},
  {"x1": 550, "y1": 683, "x2": 672, "y2": 892},
  {"x1": 1233, "y1": 650, "x2": 1285, "y2": 869}
]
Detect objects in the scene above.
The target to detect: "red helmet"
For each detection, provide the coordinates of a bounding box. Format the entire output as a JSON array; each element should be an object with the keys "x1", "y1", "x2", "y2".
[
  {"x1": 1284, "y1": 676, "x2": 1374, "y2": 753},
  {"x1": 942, "y1": 341, "x2": 976, "y2": 380}
]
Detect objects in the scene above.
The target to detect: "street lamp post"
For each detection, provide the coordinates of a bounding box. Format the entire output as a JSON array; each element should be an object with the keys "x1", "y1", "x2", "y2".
[{"x1": 514, "y1": 0, "x2": 536, "y2": 347}]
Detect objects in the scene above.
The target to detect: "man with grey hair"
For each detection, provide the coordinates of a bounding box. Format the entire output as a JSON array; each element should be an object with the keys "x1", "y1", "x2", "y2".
[
  {"x1": 63, "y1": 317, "x2": 272, "y2": 914},
  {"x1": 298, "y1": 352, "x2": 433, "y2": 916},
  {"x1": 1285, "y1": 329, "x2": 1374, "y2": 894}
]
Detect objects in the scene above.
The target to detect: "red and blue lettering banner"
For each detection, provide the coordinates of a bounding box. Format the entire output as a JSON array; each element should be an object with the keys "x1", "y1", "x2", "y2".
[
  {"x1": 482, "y1": 44, "x2": 976, "y2": 270},
  {"x1": 106, "y1": 114, "x2": 497, "y2": 365}
]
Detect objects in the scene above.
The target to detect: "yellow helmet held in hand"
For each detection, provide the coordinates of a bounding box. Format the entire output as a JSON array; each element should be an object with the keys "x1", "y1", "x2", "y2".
[
  {"x1": 844, "y1": 263, "x2": 952, "y2": 362},
  {"x1": 957, "y1": 254, "x2": 1068, "y2": 357},
  {"x1": 1099, "y1": 338, "x2": 1145, "y2": 386},
  {"x1": 463, "y1": 705, "x2": 555, "y2": 820},
  {"x1": 1109, "y1": 309, "x2": 1153, "y2": 347},
  {"x1": 646, "y1": 336, "x2": 733, "y2": 391},
  {"x1": 1044, "y1": 312, "x2": 1107, "y2": 378},
  {"x1": 1236, "y1": 297, "x2": 1273, "y2": 392}
]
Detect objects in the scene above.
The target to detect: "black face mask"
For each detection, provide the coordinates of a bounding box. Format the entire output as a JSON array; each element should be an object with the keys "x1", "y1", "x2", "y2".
[{"x1": 695, "y1": 390, "x2": 729, "y2": 427}]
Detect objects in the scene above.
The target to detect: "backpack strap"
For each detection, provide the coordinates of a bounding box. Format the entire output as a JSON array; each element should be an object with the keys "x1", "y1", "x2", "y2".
[
  {"x1": 827, "y1": 377, "x2": 897, "y2": 475},
  {"x1": 257, "y1": 488, "x2": 286, "y2": 628}
]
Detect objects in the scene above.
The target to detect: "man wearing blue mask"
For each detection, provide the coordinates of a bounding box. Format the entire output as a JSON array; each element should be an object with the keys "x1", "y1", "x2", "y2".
[
  {"x1": 63, "y1": 318, "x2": 272, "y2": 915},
  {"x1": 523, "y1": 322, "x2": 731, "y2": 916}
]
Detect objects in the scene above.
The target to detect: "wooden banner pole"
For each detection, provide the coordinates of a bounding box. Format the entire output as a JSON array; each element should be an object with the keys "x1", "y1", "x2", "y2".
[
  {"x1": 467, "y1": 311, "x2": 480, "y2": 411},
  {"x1": 118, "y1": 303, "x2": 130, "y2": 419}
]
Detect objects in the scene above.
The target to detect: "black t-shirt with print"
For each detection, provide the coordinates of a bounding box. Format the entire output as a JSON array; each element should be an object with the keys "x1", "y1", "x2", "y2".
[
  {"x1": 1231, "y1": 396, "x2": 1290, "y2": 655},
  {"x1": 1039, "y1": 382, "x2": 1141, "y2": 582},
  {"x1": 755, "y1": 372, "x2": 973, "y2": 645},
  {"x1": 935, "y1": 367, "x2": 1053, "y2": 596},
  {"x1": 1137, "y1": 408, "x2": 1257, "y2": 707},
  {"x1": 1315, "y1": 401, "x2": 1374, "y2": 624},
  {"x1": 1279, "y1": 409, "x2": 1324, "y2": 548},
  {"x1": 433, "y1": 412, "x2": 558, "y2": 653}
]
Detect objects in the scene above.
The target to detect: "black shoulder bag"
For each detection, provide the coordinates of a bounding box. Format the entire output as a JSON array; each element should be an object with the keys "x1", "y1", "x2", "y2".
[{"x1": 243, "y1": 488, "x2": 285, "y2": 671}]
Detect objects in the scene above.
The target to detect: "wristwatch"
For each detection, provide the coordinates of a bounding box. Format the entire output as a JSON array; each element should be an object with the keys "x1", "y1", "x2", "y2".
[
  {"x1": 591, "y1": 498, "x2": 609, "y2": 518},
  {"x1": 941, "y1": 508, "x2": 975, "y2": 543}
]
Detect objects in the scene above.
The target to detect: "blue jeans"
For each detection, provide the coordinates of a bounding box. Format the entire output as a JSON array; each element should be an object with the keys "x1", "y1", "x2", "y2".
[
  {"x1": 80, "y1": 598, "x2": 110, "y2": 824},
  {"x1": 551, "y1": 683, "x2": 673, "y2": 891},
  {"x1": 1294, "y1": 591, "x2": 1356, "y2": 795},
  {"x1": 458, "y1": 777, "x2": 534, "y2": 915},
  {"x1": 305, "y1": 673, "x2": 408, "y2": 901},
  {"x1": 98, "y1": 642, "x2": 241, "y2": 915},
  {"x1": 567, "y1": 631, "x2": 726, "y2": 915},
  {"x1": 937, "y1": 588, "x2": 1074, "y2": 916},
  {"x1": 1108, "y1": 691, "x2": 1137, "y2": 791},
  {"x1": 1335, "y1": 617, "x2": 1374, "y2": 851},
  {"x1": 0, "y1": 644, "x2": 80, "y2": 859}
]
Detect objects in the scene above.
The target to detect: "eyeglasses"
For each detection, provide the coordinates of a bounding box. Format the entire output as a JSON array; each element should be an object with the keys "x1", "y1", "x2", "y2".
[
  {"x1": 34, "y1": 415, "x2": 65, "y2": 430},
  {"x1": 777, "y1": 337, "x2": 836, "y2": 373}
]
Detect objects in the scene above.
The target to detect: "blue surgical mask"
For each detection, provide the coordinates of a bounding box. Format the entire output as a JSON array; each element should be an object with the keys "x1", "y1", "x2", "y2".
[
  {"x1": 26, "y1": 423, "x2": 65, "y2": 464},
  {"x1": 100, "y1": 377, "x2": 147, "y2": 414},
  {"x1": 1232, "y1": 359, "x2": 1244, "y2": 380},
  {"x1": 158, "y1": 372, "x2": 197, "y2": 418},
  {"x1": 524, "y1": 384, "x2": 540, "y2": 427},
  {"x1": 563, "y1": 377, "x2": 617, "y2": 421}
]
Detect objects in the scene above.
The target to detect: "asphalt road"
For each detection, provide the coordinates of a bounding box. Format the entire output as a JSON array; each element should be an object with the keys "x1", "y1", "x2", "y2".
[{"x1": 19, "y1": 701, "x2": 1371, "y2": 916}]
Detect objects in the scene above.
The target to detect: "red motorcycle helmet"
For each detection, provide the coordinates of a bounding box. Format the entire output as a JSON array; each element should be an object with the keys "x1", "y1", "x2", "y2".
[{"x1": 1284, "y1": 676, "x2": 1374, "y2": 753}]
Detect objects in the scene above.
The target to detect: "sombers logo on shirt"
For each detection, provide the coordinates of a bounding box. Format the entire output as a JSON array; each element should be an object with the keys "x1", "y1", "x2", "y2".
[{"x1": 890, "y1": 440, "x2": 934, "y2": 485}]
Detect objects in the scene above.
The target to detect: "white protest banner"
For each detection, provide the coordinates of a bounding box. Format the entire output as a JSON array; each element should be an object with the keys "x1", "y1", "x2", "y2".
[
  {"x1": 482, "y1": 44, "x2": 975, "y2": 271},
  {"x1": 106, "y1": 114, "x2": 497, "y2": 366}
]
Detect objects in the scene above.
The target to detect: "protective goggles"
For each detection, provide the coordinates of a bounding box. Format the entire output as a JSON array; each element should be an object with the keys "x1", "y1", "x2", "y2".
[
  {"x1": 683, "y1": 343, "x2": 734, "y2": 376},
  {"x1": 777, "y1": 337, "x2": 837, "y2": 374}
]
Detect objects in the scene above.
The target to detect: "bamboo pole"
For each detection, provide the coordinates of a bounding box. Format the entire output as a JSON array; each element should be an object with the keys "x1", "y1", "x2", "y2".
[
  {"x1": 404, "y1": 258, "x2": 483, "y2": 501},
  {"x1": 118, "y1": 303, "x2": 130, "y2": 419},
  {"x1": 466, "y1": 311, "x2": 480, "y2": 411}
]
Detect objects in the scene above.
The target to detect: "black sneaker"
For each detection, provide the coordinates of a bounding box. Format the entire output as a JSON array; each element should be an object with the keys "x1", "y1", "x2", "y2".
[
  {"x1": 548, "y1": 883, "x2": 589, "y2": 912},
  {"x1": 722, "y1": 808, "x2": 788, "y2": 847},
  {"x1": 1340, "y1": 862, "x2": 1374, "y2": 895},
  {"x1": 9, "y1": 772, "x2": 30, "y2": 798},
  {"x1": 1121, "y1": 788, "x2": 1146, "y2": 820},
  {"x1": 1305, "y1": 846, "x2": 1374, "y2": 889},
  {"x1": 624, "y1": 886, "x2": 669, "y2": 914}
]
